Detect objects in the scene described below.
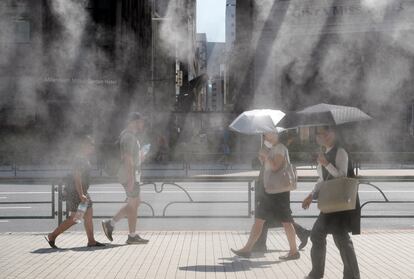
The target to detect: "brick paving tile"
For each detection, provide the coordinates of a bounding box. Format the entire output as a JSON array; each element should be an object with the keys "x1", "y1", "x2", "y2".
[{"x1": 0, "y1": 230, "x2": 413, "y2": 279}]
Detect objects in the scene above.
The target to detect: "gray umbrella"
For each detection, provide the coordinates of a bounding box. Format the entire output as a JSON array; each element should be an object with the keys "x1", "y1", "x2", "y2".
[{"x1": 284, "y1": 103, "x2": 372, "y2": 127}]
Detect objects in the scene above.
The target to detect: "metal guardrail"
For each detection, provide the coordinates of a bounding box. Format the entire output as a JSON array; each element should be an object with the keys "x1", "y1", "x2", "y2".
[
  {"x1": 87, "y1": 181, "x2": 253, "y2": 220},
  {"x1": 1, "y1": 175, "x2": 414, "y2": 224},
  {"x1": 2, "y1": 151, "x2": 414, "y2": 178},
  {"x1": 0, "y1": 184, "x2": 56, "y2": 221},
  {"x1": 357, "y1": 180, "x2": 414, "y2": 218}
]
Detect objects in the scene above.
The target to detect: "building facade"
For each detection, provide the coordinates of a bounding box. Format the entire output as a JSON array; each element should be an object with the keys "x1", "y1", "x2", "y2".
[
  {"x1": 0, "y1": 0, "x2": 198, "y2": 163},
  {"x1": 229, "y1": 0, "x2": 414, "y2": 151},
  {"x1": 209, "y1": 75, "x2": 225, "y2": 112},
  {"x1": 206, "y1": 42, "x2": 226, "y2": 112},
  {"x1": 196, "y1": 33, "x2": 208, "y2": 111},
  {"x1": 225, "y1": 0, "x2": 236, "y2": 52}
]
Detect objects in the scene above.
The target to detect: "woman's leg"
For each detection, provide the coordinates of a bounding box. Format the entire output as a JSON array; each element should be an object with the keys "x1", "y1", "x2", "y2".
[
  {"x1": 253, "y1": 221, "x2": 269, "y2": 251},
  {"x1": 84, "y1": 207, "x2": 97, "y2": 245},
  {"x1": 282, "y1": 222, "x2": 298, "y2": 254},
  {"x1": 238, "y1": 218, "x2": 266, "y2": 252},
  {"x1": 48, "y1": 212, "x2": 76, "y2": 241}
]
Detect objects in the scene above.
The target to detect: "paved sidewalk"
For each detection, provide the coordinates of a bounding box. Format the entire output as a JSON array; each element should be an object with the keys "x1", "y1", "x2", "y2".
[{"x1": 0, "y1": 230, "x2": 413, "y2": 279}]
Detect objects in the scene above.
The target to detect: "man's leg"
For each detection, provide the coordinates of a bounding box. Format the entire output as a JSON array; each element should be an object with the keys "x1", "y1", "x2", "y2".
[
  {"x1": 110, "y1": 197, "x2": 139, "y2": 234},
  {"x1": 102, "y1": 201, "x2": 127, "y2": 242},
  {"x1": 333, "y1": 233, "x2": 360, "y2": 279},
  {"x1": 123, "y1": 187, "x2": 149, "y2": 244},
  {"x1": 103, "y1": 182, "x2": 138, "y2": 239},
  {"x1": 308, "y1": 215, "x2": 328, "y2": 279},
  {"x1": 125, "y1": 196, "x2": 140, "y2": 235}
]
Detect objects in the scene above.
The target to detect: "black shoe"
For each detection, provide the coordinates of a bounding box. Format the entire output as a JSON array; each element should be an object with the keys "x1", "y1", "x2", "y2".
[
  {"x1": 87, "y1": 241, "x2": 106, "y2": 247},
  {"x1": 279, "y1": 251, "x2": 300, "y2": 261},
  {"x1": 102, "y1": 220, "x2": 114, "y2": 242},
  {"x1": 298, "y1": 230, "x2": 311, "y2": 250},
  {"x1": 126, "y1": 234, "x2": 149, "y2": 244},
  {"x1": 231, "y1": 248, "x2": 251, "y2": 258},
  {"x1": 44, "y1": 236, "x2": 58, "y2": 249}
]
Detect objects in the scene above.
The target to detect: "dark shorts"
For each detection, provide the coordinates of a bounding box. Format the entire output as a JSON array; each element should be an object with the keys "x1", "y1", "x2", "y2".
[
  {"x1": 255, "y1": 191, "x2": 293, "y2": 223},
  {"x1": 65, "y1": 190, "x2": 93, "y2": 212},
  {"x1": 122, "y1": 182, "x2": 141, "y2": 198}
]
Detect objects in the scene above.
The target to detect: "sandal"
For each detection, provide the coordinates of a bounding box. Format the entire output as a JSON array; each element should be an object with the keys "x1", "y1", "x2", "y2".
[{"x1": 44, "y1": 236, "x2": 58, "y2": 249}]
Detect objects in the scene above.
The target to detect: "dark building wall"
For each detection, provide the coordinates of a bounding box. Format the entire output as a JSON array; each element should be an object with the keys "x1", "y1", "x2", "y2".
[
  {"x1": 0, "y1": 0, "x2": 199, "y2": 164},
  {"x1": 0, "y1": 0, "x2": 44, "y2": 127},
  {"x1": 229, "y1": 0, "x2": 414, "y2": 152},
  {"x1": 227, "y1": 0, "x2": 255, "y2": 112},
  {"x1": 0, "y1": 0, "x2": 155, "y2": 163}
]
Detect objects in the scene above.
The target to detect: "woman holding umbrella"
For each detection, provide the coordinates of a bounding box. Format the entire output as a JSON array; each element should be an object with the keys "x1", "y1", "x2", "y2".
[
  {"x1": 252, "y1": 132, "x2": 310, "y2": 253},
  {"x1": 231, "y1": 130, "x2": 300, "y2": 260},
  {"x1": 302, "y1": 125, "x2": 360, "y2": 279}
]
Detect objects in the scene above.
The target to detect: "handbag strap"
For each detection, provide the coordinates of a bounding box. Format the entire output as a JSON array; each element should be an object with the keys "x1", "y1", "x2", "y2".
[{"x1": 275, "y1": 143, "x2": 290, "y2": 166}]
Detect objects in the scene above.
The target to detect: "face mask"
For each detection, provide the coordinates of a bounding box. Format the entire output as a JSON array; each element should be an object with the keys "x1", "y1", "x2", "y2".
[{"x1": 263, "y1": 140, "x2": 273, "y2": 148}]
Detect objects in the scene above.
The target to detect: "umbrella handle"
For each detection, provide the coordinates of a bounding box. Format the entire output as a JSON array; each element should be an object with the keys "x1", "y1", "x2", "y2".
[{"x1": 261, "y1": 134, "x2": 264, "y2": 148}]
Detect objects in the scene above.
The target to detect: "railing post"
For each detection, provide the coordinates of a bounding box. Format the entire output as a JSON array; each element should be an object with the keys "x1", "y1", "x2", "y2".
[
  {"x1": 185, "y1": 152, "x2": 189, "y2": 177},
  {"x1": 57, "y1": 183, "x2": 63, "y2": 225},
  {"x1": 248, "y1": 181, "x2": 252, "y2": 217},
  {"x1": 51, "y1": 184, "x2": 55, "y2": 219}
]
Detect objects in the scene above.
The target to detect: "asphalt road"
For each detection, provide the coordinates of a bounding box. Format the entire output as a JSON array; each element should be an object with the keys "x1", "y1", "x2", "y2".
[{"x1": 1, "y1": 181, "x2": 414, "y2": 233}]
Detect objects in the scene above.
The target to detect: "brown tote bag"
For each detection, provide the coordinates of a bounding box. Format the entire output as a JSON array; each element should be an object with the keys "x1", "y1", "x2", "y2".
[
  {"x1": 317, "y1": 177, "x2": 359, "y2": 213},
  {"x1": 264, "y1": 151, "x2": 297, "y2": 194}
]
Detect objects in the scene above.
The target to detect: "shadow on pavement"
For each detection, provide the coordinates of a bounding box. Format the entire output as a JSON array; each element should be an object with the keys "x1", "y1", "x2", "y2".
[
  {"x1": 31, "y1": 248, "x2": 69, "y2": 254},
  {"x1": 267, "y1": 249, "x2": 290, "y2": 253},
  {"x1": 179, "y1": 258, "x2": 282, "y2": 272},
  {"x1": 31, "y1": 243, "x2": 125, "y2": 254}
]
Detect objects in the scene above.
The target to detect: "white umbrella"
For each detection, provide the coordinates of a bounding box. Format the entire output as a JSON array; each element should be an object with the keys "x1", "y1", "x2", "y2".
[{"x1": 229, "y1": 109, "x2": 286, "y2": 135}]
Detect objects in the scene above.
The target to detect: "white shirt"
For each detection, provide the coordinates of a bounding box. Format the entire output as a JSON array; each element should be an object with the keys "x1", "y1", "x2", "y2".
[{"x1": 312, "y1": 146, "x2": 348, "y2": 197}]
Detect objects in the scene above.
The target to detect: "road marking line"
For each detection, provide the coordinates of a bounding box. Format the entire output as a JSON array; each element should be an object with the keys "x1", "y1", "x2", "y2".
[
  {"x1": 0, "y1": 220, "x2": 9, "y2": 223},
  {"x1": 0, "y1": 207, "x2": 32, "y2": 209},
  {"x1": 0, "y1": 197, "x2": 7, "y2": 199},
  {"x1": 1, "y1": 190, "x2": 414, "y2": 194},
  {"x1": 0, "y1": 192, "x2": 52, "y2": 194}
]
